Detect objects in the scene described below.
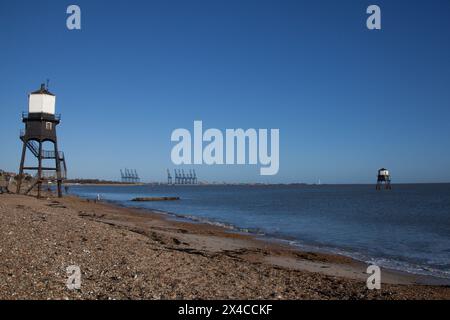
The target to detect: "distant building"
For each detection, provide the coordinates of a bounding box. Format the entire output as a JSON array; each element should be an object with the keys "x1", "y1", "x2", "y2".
[
  {"x1": 120, "y1": 169, "x2": 140, "y2": 183},
  {"x1": 169, "y1": 169, "x2": 198, "y2": 185}
]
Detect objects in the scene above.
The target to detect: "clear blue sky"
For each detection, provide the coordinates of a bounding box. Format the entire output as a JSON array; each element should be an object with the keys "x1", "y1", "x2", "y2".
[{"x1": 1, "y1": 0, "x2": 449, "y2": 183}]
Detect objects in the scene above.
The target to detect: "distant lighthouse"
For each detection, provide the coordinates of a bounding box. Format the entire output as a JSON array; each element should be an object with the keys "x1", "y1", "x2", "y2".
[{"x1": 376, "y1": 168, "x2": 391, "y2": 190}]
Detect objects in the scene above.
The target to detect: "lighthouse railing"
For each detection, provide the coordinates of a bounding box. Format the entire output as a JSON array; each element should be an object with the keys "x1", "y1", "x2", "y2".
[{"x1": 22, "y1": 112, "x2": 61, "y2": 121}]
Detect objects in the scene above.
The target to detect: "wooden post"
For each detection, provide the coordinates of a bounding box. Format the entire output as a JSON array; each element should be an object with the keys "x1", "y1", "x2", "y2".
[
  {"x1": 16, "y1": 140, "x2": 27, "y2": 194},
  {"x1": 37, "y1": 141, "x2": 42, "y2": 198},
  {"x1": 54, "y1": 140, "x2": 62, "y2": 198}
]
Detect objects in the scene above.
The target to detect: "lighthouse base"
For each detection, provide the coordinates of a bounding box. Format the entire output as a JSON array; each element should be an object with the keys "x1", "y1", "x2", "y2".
[{"x1": 376, "y1": 179, "x2": 391, "y2": 190}]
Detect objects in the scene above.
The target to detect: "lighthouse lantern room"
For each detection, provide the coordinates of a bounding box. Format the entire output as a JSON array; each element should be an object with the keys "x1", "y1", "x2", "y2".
[{"x1": 28, "y1": 84, "x2": 56, "y2": 114}]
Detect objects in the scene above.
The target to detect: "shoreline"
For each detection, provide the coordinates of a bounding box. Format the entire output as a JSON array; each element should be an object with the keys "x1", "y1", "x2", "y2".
[
  {"x1": 64, "y1": 183, "x2": 146, "y2": 187},
  {"x1": 1, "y1": 193, "x2": 449, "y2": 299},
  {"x1": 90, "y1": 195, "x2": 450, "y2": 285}
]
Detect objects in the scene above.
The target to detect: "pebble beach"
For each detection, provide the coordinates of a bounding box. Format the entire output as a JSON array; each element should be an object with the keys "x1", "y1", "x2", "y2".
[{"x1": 0, "y1": 193, "x2": 449, "y2": 300}]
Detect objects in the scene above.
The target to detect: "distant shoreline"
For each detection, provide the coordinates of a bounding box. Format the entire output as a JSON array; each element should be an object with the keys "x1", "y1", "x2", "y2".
[
  {"x1": 64, "y1": 182, "x2": 450, "y2": 187},
  {"x1": 64, "y1": 182, "x2": 145, "y2": 186}
]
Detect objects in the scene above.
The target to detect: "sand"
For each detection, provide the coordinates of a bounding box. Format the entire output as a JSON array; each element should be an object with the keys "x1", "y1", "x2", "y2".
[{"x1": 0, "y1": 193, "x2": 449, "y2": 300}]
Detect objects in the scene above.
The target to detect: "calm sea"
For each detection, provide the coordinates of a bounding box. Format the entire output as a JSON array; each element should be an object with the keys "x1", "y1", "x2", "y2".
[{"x1": 69, "y1": 184, "x2": 450, "y2": 280}]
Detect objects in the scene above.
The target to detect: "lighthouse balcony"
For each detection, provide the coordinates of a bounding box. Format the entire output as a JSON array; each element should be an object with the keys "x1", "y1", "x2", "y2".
[{"x1": 22, "y1": 112, "x2": 61, "y2": 122}]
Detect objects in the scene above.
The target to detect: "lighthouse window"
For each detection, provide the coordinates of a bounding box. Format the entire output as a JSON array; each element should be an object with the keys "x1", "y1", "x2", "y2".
[{"x1": 45, "y1": 122, "x2": 52, "y2": 130}]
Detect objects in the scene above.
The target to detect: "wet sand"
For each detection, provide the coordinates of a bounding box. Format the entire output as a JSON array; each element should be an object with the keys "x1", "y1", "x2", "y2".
[{"x1": 0, "y1": 193, "x2": 449, "y2": 300}]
